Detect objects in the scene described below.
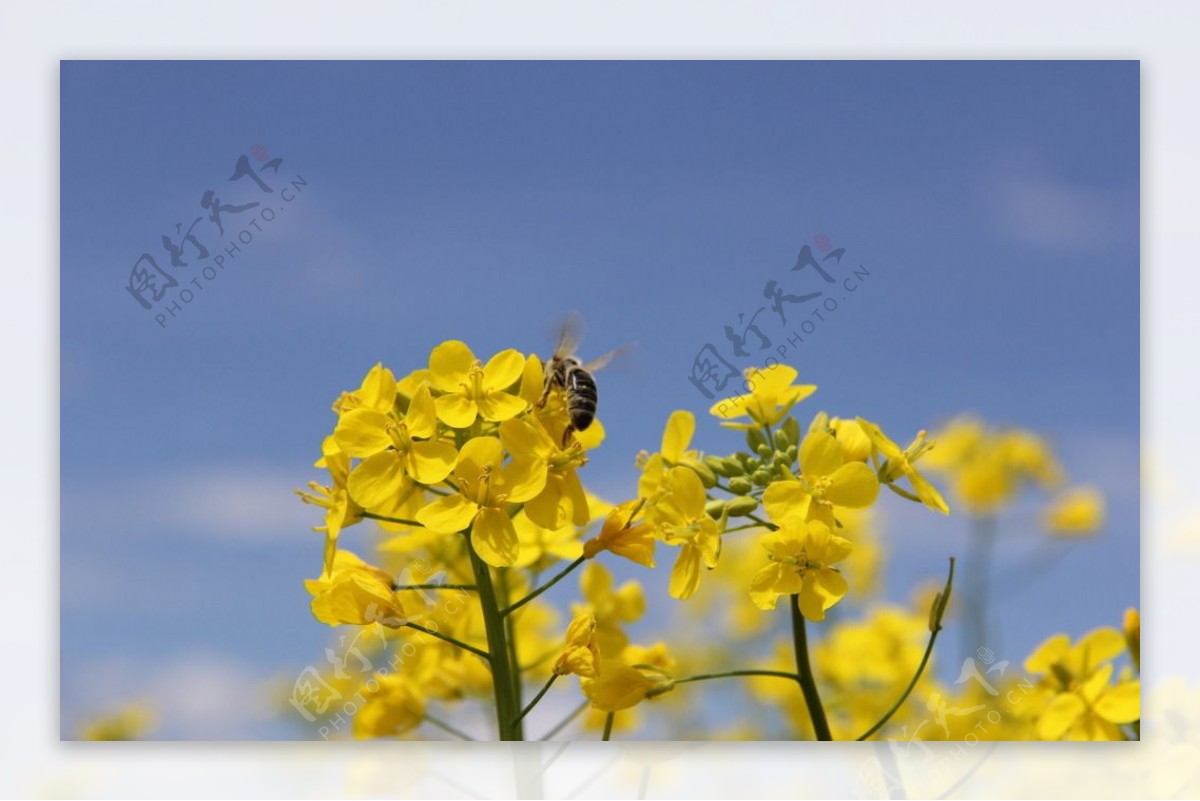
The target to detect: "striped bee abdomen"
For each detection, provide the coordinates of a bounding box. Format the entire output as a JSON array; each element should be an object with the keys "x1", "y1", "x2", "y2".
[{"x1": 565, "y1": 366, "x2": 598, "y2": 432}]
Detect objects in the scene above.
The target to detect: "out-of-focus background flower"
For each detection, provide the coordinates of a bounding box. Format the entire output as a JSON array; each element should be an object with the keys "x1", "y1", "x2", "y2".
[{"x1": 60, "y1": 61, "x2": 1137, "y2": 739}]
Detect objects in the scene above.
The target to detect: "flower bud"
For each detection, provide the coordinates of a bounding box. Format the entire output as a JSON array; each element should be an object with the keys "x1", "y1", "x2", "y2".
[
  {"x1": 705, "y1": 499, "x2": 726, "y2": 519},
  {"x1": 773, "y1": 428, "x2": 791, "y2": 451},
  {"x1": 688, "y1": 461, "x2": 718, "y2": 489},
  {"x1": 726, "y1": 476, "x2": 752, "y2": 495},
  {"x1": 755, "y1": 444, "x2": 772, "y2": 459},
  {"x1": 722, "y1": 456, "x2": 746, "y2": 476},
  {"x1": 704, "y1": 454, "x2": 733, "y2": 477},
  {"x1": 725, "y1": 496, "x2": 760, "y2": 517},
  {"x1": 747, "y1": 428, "x2": 767, "y2": 452},
  {"x1": 751, "y1": 469, "x2": 772, "y2": 486}
]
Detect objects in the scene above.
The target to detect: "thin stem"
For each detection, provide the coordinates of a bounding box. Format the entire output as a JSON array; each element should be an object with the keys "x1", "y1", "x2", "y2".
[
  {"x1": 790, "y1": 594, "x2": 833, "y2": 741},
  {"x1": 424, "y1": 713, "x2": 475, "y2": 741},
  {"x1": 746, "y1": 513, "x2": 779, "y2": 531},
  {"x1": 601, "y1": 712, "x2": 615, "y2": 741},
  {"x1": 362, "y1": 511, "x2": 425, "y2": 528},
  {"x1": 858, "y1": 627, "x2": 939, "y2": 741},
  {"x1": 403, "y1": 621, "x2": 490, "y2": 661},
  {"x1": 539, "y1": 700, "x2": 589, "y2": 741},
  {"x1": 674, "y1": 669, "x2": 801, "y2": 686},
  {"x1": 501, "y1": 555, "x2": 586, "y2": 617},
  {"x1": 512, "y1": 674, "x2": 558, "y2": 727},
  {"x1": 465, "y1": 533, "x2": 521, "y2": 741},
  {"x1": 858, "y1": 557, "x2": 955, "y2": 741}
]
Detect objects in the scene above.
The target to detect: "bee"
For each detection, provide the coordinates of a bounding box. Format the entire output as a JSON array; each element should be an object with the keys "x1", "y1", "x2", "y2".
[{"x1": 539, "y1": 312, "x2": 632, "y2": 447}]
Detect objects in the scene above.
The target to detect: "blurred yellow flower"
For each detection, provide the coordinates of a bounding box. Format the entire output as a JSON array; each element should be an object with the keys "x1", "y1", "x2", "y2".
[
  {"x1": 1023, "y1": 627, "x2": 1139, "y2": 740},
  {"x1": 304, "y1": 549, "x2": 407, "y2": 627},
  {"x1": 79, "y1": 703, "x2": 156, "y2": 741},
  {"x1": 353, "y1": 674, "x2": 427, "y2": 738},
  {"x1": 1043, "y1": 486, "x2": 1105, "y2": 536}
]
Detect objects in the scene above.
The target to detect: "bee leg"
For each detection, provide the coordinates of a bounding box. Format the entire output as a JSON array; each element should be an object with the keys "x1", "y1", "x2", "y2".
[
  {"x1": 537, "y1": 378, "x2": 553, "y2": 409},
  {"x1": 561, "y1": 425, "x2": 576, "y2": 448}
]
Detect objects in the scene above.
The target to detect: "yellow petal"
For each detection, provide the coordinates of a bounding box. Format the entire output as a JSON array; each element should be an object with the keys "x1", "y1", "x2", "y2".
[
  {"x1": 478, "y1": 390, "x2": 528, "y2": 422},
  {"x1": 483, "y1": 349, "x2": 526, "y2": 390},
  {"x1": 667, "y1": 466, "x2": 706, "y2": 519},
  {"x1": 801, "y1": 569, "x2": 848, "y2": 621},
  {"x1": 500, "y1": 417, "x2": 555, "y2": 459},
  {"x1": 668, "y1": 544, "x2": 702, "y2": 600},
  {"x1": 1025, "y1": 633, "x2": 1071, "y2": 675},
  {"x1": 347, "y1": 452, "x2": 408, "y2": 509},
  {"x1": 416, "y1": 493, "x2": 478, "y2": 533},
  {"x1": 661, "y1": 411, "x2": 695, "y2": 463},
  {"x1": 1094, "y1": 681, "x2": 1140, "y2": 724},
  {"x1": 428, "y1": 340, "x2": 474, "y2": 392},
  {"x1": 472, "y1": 506, "x2": 520, "y2": 566},
  {"x1": 825, "y1": 462, "x2": 880, "y2": 508},
  {"x1": 909, "y1": 469, "x2": 950, "y2": 515},
  {"x1": 334, "y1": 409, "x2": 392, "y2": 458},
  {"x1": 359, "y1": 363, "x2": 398, "y2": 413},
  {"x1": 502, "y1": 457, "x2": 548, "y2": 505},
  {"x1": 800, "y1": 430, "x2": 844, "y2": 477},
  {"x1": 406, "y1": 440, "x2": 458, "y2": 484},
  {"x1": 1038, "y1": 692, "x2": 1086, "y2": 740},
  {"x1": 404, "y1": 383, "x2": 439, "y2": 439},
  {"x1": 763, "y1": 480, "x2": 811, "y2": 527},
  {"x1": 434, "y1": 392, "x2": 478, "y2": 429}
]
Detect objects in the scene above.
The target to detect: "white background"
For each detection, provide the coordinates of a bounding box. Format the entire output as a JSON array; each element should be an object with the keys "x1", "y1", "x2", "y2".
[{"x1": 3, "y1": 1, "x2": 1190, "y2": 797}]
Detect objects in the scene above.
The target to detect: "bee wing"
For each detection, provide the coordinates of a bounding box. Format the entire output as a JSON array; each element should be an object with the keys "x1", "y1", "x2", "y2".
[
  {"x1": 550, "y1": 311, "x2": 585, "y2": 359},
  {"x1": 582, "y1": 342, "x2": 636, "y2": 374}
]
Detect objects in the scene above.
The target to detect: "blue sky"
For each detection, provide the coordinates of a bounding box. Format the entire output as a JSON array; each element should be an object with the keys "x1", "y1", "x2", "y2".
[{"x1": 60, "y1": 60, "x2": 1138, "y2": 739}]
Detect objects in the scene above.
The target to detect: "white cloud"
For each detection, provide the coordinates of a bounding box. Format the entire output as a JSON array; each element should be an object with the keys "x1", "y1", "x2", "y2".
[
  {"x1": 63, "y1": 465, "x2": 316, "y2": 542},
  {"x1": 983, "y1": 161, "x2": 1136, "y2": 254}
]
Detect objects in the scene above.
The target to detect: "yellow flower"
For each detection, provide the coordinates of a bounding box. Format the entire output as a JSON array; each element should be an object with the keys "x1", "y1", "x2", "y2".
[
  {"x1": 353, "y1": 674, "x2": 427, "y2": 739},
  {"x1": 297, "y1": 435, "x2": 363, "y2": 574},
  {"x1": 1024, "y1": 627, "x2": 1139, "y2": 741},
  {"x1": 500, "y1": 415, "x2": 590, "y2": 528},
  {"x1": 652, "y1": 466, "x2": 722, "y2": 600},
  {"x1": 553, "y1": 612, "x2": 600, "y2": 678},
  {"x1": 332, "y1": 362, "x2": 398, "y2": 415},
  {"x1": 749, "y1": 520, "x2": 853, "y2": 619},
  {"x1": 1043, "y1": 486, "x2": 1105, "y2": 536},
  {"x1": 415, "y1": 436, "x2": 542, "y2": 566},
  {"x1": 335, "y1": 382, "x2": 458, "y2": 503},
  {"x1": 512, "y1": 512, "x2": 583, "y2": 570},
  {"x1": 762, "y1": 430, "x2": 879, "y2": 528},
  {"x1": 809, "y1": 411, "x2": 872, "y2": 462},
  {"x1": 428, "y1": 340, "x2": 528, "y2": 428},
  {"x1": 856, "y1": 417, "x2": 949, "y2": 515},
  {"x1": 304, "y1": 550, "x2": 407, "y2": 627},
  {"x1": 637, "y1": 410, "x2": 704, "y2": 500},
  {"x1": 581, "y1": 659, "x2": 674, "y2": 712},
  {"x1": 584, "y1": 500, "x2": 656, "y2": 568},
  {"x1": 575, "y1": 562, "x2": 645, "y2": 654},
  {"x1": 708, "y1": 364, "x2": 817, "y2": 430}
]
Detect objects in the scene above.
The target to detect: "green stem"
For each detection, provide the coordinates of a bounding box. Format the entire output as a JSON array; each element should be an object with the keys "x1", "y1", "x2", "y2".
[
  {"x1": 402, "y1": 622, "x2": 490, "y2": 661},
  {"x1": 512, "y1": 674, "x2": 558, "y2": 727},
  {"x1": 673, "y1": 669, "x2": 801, "y2": 686},
  {"x1": 790, "y1": 594, "x2": 833, "y2": 741},
  {"x1": 501, "y1": 555, "x2": 586, "y2": 617},
  {"x1": 362, "y1": 511, "x2": 425, "y2": 527},
  {"x1": 465, "y1": 532, "x2": 521, "y2": 741},
  {"x1": 746, "y1": 513, "x2": 779, "y2": 531},
  {"x1": 601, "y1": 712, "x2": 615, "y2": 741},
  {"x1": 498, "y1": 568, "x2": 525, "y2": 738}
]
